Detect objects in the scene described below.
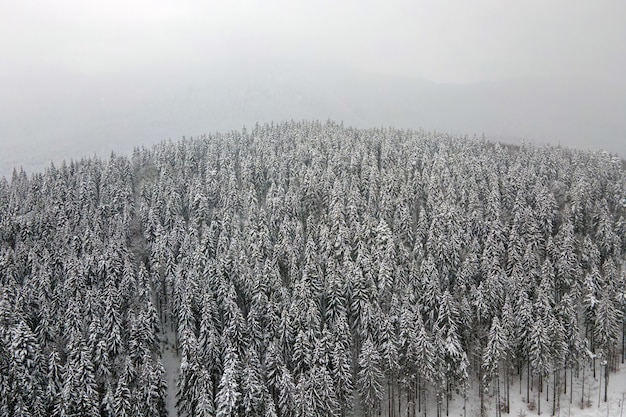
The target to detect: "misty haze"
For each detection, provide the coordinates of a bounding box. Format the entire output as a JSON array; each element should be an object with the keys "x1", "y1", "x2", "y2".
[
  {"x1": 2, "y1": 61, "x2": 626, "y2": 179},
  {"x1": 1, "y1": 2, "x2": 625, "y2": 417},
  {"x1": 1, "y1": 1, "x2": 625, "y2": 177}
]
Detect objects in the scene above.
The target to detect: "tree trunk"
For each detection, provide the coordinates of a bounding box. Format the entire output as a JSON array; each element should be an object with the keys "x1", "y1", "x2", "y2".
[
  {"x1": 388, "y1": 378, "x2": 392, "y2": 417},
  {"x1": 437, "y1": 393, "x2": 441, "y2": 417},
  {"x1": 496, "y1": 373, "x2": 501, "y2": 417},
  {"x1": 506, "y1": 365, "x2": 510, "y2": 413},
  {"x1": 479, "y1": 365, "x2": 485, "y2": 417},
  {"x1": 417, "y1": 375, "x2": 421, "y2": 414},
  {"x1": 408, "y1": 379, "x2": 414, "y2": 417},
  {"x1": 398, "y1": 376, "x2": 401, "y2": 417},
  {"x1": 622, "y1": 314, "x2": 626, "y2": 363},
  {"x1": 446, "y1": 380, "x2": 449, "y2": 417},
  {"x1": 538, "y1": 374, "x2": 542, "y2": 415},
  {"x1": 527, "y1": 361, "x2": 531, "y2": 403},
  {"x1": 604, "y1": 365, "x2": 608, "y2": 402},
  {"x1": 557, "y1": 373, "x2": 561, "y2": 416},
  {"x1": 552, "y1": 369, "x2": 556, "y2": 416},
  {"x1": 517, "y1": 360, "x2": 524, "y2": 395},
  {"x1": 392, "y1": 376, "x2": 395, "y2": 417},
  {"x1": 423, "y1": 379, "x2": 427, "y2": 417},
  {"x1": 463, "y1": 382, "x2": 467, "y2": 417},
  {"x1": 569, "y1": 366, "x2": 573, "y2": 405},
  {"x1": 592, "y1": 336, "x2": 596, "y2": 378},
  {"x1": 581, "y1": 365, "x2": 584, "y2": 408}
]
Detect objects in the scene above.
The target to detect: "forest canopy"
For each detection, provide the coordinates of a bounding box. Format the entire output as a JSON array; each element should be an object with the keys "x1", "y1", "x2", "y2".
[{"x1": 1, "y1": 120, "x2": 625, "y2": 417}]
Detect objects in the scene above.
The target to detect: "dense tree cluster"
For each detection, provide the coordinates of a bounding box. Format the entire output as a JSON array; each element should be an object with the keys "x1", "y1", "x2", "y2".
[{"x1": 1, "y1": 120, "x2": 625, "y2": 417}]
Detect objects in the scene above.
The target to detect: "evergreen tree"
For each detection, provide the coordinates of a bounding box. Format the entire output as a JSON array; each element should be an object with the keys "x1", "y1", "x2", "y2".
[
  {"x1": 483, "y1": 317, "x2": 507, "y2": 417},
  {"x1": 529, "y1": 316, "x2": 551, "y2": 415},
  {"x1": 358, "y1": 338, "x2": 383, "y2": 417},
  {"x1": 276, "y1": 365, "x2": 297, "y2": 417},
  {"x1": 216, "y1": 347, "x2": 241, "y2": 417}
]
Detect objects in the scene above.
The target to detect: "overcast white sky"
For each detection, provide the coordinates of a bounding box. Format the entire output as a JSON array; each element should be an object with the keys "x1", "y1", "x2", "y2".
[
  {"x1": 1, "y1": 0, "x2": 625, "y2": 178},
  {"x1": 1, "y1": 0, "x2": 625, "y2": 84}
]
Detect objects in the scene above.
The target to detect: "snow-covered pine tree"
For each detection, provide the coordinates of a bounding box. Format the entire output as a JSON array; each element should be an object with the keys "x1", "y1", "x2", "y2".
[
  {"x1": 357, "y1": 337, "x2": 383, "y2": 417},
  {"x1": 215, "y1": 347, "x2": 241, "y2": 417}
]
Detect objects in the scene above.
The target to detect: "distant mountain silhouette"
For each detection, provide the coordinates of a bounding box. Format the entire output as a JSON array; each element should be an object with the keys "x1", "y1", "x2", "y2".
[{"x1": 1, "y1": 62, "x2": 624, "y2": 178}]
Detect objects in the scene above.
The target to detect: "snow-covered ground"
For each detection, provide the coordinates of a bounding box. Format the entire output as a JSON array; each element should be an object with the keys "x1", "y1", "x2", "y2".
[
  {"x1": 160, "y1": 329, "x2": 180, "y2": 417},
  {"x1": 439, "y1": 364, "x2": 626, "y2": 417},
  {"x1": 156, "y1": 347, "x2": 626, "y2": 417}
]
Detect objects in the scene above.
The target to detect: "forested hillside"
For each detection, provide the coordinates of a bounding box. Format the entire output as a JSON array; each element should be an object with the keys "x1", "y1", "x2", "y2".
[{"x1": 1, "y1": 120, "x2": 625, "y2": 417}]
